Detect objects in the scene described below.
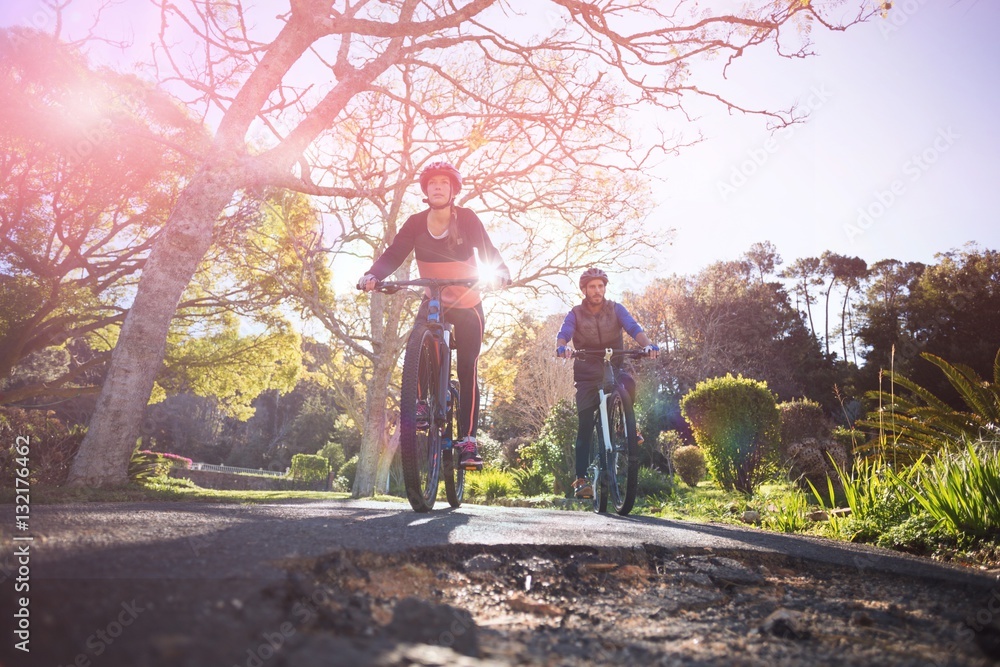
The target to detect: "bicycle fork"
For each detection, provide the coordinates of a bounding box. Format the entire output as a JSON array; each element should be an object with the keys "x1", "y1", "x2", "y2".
[{"x1": 437, "y1": 327, "x2": 453, "y2": 449}]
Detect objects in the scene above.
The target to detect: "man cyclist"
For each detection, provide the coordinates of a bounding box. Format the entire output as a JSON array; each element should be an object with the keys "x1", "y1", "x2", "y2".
[
  {"x1": 556, "y1": 268, "x2": 659, "y2": 498},
  {"x1": 358, "y1": 161, "x2": 511, "y2": 470}
]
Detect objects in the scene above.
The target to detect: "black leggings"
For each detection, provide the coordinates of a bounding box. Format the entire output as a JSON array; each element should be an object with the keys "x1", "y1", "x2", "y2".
[{"x1": 417, "y1": 300, "x2": 485, "y2": 440}]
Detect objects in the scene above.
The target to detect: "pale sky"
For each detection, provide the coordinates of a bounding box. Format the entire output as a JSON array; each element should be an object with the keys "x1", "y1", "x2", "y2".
[
  {"x1": 642, "y1": 0, "x2": 1000, "y2": 282},
  {"x1": 5, "y1": 0, "x2": 998, "y2": 307}
]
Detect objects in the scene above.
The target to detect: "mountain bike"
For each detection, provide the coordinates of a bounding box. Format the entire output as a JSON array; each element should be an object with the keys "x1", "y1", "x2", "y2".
[
  {"x1": 571, "y1": 348, "x2": 647, "y2": 516},
  {"x1": 372, "y1": 278, "x2": 479, "y2": 513}
]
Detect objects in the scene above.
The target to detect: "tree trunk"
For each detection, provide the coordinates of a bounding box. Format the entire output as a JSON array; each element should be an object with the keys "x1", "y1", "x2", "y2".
[
  {"x1": 841, "y1": 286, "x2": 851, "y2": 364},
  {"x1": 823, "y1": 281, "x2": 835, "y2": 357},
  {"x1": 66, "y1": 167, "x2": 238, "y2": 486},
  {"x1": 352, "y1": 350, "x2": 397, "y2": 497},
  {"x1": 802, "y1": 280, "x2": 816, "y2": 340},
  {"x1": 374, "y1": 414, "x2": 400, "y2": 494}
]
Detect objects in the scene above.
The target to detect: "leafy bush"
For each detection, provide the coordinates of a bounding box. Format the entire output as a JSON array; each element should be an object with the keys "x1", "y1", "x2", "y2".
[
  {"x1": 466, "y1": 469, "x2": 516, "y2": 502},
  {"x1": 672, "y1": 445, "x2": 707, "y2": 487},
  {"x1": 636, "y1": 466, "x2": 673, "y2": 498},
  {"x1": 290, "y1": 453, "x2": 330, "y2": 483},
  {"x1": 874, "y1": 513, "x2": 945, "y2": 552},
  {"x1": 129, "y1": 449, "x2": 170, "y2": 482},
  {"x1": 318, "y1": 441, "x2": 346, "y2": 474},
  {"x1": 339, "y1": 455, "x2": 358, "y2": 487},
  {"x1": 474, "y1": 432, "x2": 507, "y2": 470},
  {"x1": 777, "y1": 399, "x2": 831, "y2": 453},
  {"x1": 519, "y1": 399, "x2": 577, "y2": 496},
  {"x1": 0, "y1": 407, "x2": 84, "y2": 486},
  {"x1": 680, "y1": 374, "x2": 780, "y2": 494},
  {"x1": 138, "y1": 450, "x2": 192, "y2": 469},
  {"x1": 655, "y1": 429, "x2": 685, "y2": 472},
  {"x1": 510, "y1": 465, "x2": 553, "y2": 496}
]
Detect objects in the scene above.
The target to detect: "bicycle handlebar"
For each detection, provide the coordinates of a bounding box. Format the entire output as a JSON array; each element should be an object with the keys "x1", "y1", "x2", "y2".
[
  {"x1": 570, "y1": 348, "x2": 651, "y2": 360},
  {"x1": 369, "y1": 278, "x2": 479, "y2": 294}
]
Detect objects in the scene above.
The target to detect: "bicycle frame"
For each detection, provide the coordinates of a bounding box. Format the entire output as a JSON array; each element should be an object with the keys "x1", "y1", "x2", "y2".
[
  {"x1": 595, "y1": 348, "x2": 618, "y2": 466},
  {"x1": 375, "y1": 279, "x2": 462, "y2": 423},
  {"x1": 373, "y1": 277, "x2": 478, "y2": 511},
  {"x1": 571, "y1": 347, "x2": 645, "y2": 515}
]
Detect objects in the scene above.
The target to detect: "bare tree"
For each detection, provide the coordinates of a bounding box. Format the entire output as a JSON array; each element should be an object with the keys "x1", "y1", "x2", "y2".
[
  {"x1": 61, "y1": 0, "x2": 881, "y2": 486},
  {"x1": 0, "y1": 28, "x2": 204, "y2": 404}
]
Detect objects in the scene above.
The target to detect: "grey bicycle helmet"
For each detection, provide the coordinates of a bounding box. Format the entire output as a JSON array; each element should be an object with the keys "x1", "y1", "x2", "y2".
[
  {"x1": 579, "y1": 267, "x2": 609, "y2": 292},
  {"x1": 419, "y1": 161, "x2": 462, "y2": 195}
]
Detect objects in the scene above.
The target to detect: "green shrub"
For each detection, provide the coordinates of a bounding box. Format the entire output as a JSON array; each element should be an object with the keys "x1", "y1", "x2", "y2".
[
  {"x1": 466, "y1": 469, "x2": 516, "y2": 502},
  {"x1": 832, "y1": 426, "x2": 860, "y2": 451},
  {"x1": 777, "y1": 399, "x2": 831, "y2": 454},
  {"x1": 0, "y1": 407, "x2": 84, "y2": 486},
  {"x1": 511, "y1": 465, "x2": 553, "y2": 496},
  {"x1": 318, "y1": 441, "x2": 346, "y2": 474},
  {"x1": 656, "y1": 429, "x2": 685, "y2": 471},
  {"x1": 129, "y1": 449, "x2": 170, "y2": 482},
  {"x1": 680, "y1": 374, "x2": 780, "y2": 495},
  {"x1": 874, "y1": 513, "x2": 945, "y2": 551},
  {"x1": 473, "y1": 432, "x2": 508, "y2": 470},
  {"x1": 636, "y1": 466, "x2": 673, "y2": 498},
  {"x1": 519, "y1": 399, "x2": 577, "y2": 496},
  {"x1": 339, "y1": 455, "x2": 359, "y2": 487},
  {"x1": 672, "y1": 445, "x2": 707, "y2": 487},
  {"x1": 290, "y1": 453, "x2": 330, "y2": 483}
]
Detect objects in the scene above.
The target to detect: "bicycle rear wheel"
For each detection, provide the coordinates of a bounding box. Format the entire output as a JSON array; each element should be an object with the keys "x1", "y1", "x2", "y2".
[
  {"x1": 607, "y1": 388, "x2": 639, "y2": 515},
  {"x1": 442, "y1": 380, "x2": 465, "y2": 507},
  {"x1": 399, "y1": 324, "x2": 442, "y2": 512}
]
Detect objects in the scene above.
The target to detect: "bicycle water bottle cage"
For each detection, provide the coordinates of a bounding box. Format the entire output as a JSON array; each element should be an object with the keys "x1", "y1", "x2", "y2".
[{"x1": 427, "y1": 299, "x2": 441, "y2": 323}]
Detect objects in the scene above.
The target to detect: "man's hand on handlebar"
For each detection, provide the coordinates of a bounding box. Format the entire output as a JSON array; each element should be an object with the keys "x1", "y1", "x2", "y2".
[
  {"x1": 555, "y1": 345, "x2": 574, "y2": 359},
  {"x1": 643, "y1": 344, "x2": 660, "y2": 359},
  {"x1": 357, "y1": 274, "x2": 377, "y2": 292}
]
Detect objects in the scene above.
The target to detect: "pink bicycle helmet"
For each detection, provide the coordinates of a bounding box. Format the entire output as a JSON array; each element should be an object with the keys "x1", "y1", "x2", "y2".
[
  {"x1": 579, "y1": 267, "x2": 609, "y2": 292},
  {"x1": 419, "y1": 161, "x2": 462, "y2": 195}
]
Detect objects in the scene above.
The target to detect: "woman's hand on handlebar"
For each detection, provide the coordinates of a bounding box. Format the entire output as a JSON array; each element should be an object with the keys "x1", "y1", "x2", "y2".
[
  {"x1": 357, "y1": 274, "x2": 377, "y2": 292},
  {"x1": 555, "y1": 345, "x2": 574, "y2": 359}
]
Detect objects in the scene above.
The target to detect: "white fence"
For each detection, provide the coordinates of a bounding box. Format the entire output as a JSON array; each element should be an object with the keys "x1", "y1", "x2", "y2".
[{"x1": 189, "y1": 462, "x2": 289, "y2": 477}]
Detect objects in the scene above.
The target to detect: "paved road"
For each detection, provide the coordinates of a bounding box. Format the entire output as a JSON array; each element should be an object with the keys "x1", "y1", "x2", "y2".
[
  {"x1": 3, "y1": 499, "x2": 998, "y2": 666},
  {"x1": 18, "y1": 498, "x2": 996, "y2": 586}
]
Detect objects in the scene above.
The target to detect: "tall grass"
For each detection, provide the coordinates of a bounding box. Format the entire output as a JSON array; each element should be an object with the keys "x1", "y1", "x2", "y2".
[
  {"x1": 465, "y1": 469, "x2": 516, "y2": 502},
  {"x1": 808, "y1": 454, "x2": 918, "y2": 540},
  {"x1": 893, "y1": 440, "x2": 1000, "y2": 540},
  {"x1": 758, "y1": 486, "x2": 811, "y2": 533}
]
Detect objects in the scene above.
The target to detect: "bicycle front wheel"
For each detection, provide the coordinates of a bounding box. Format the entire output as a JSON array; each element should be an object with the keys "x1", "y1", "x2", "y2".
[
  {"x1": 607, "y1": 388, "x2": 639, "y2": 515},
  {"x1": 399, "y1": 324, "x2": 442, "y2": 512},
  {"x1": 442, "y1": 380, "x2": 465, "y2": 507},
  {"x1": 590, "y1": 417, "x2": 608, "y2": 514}
]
